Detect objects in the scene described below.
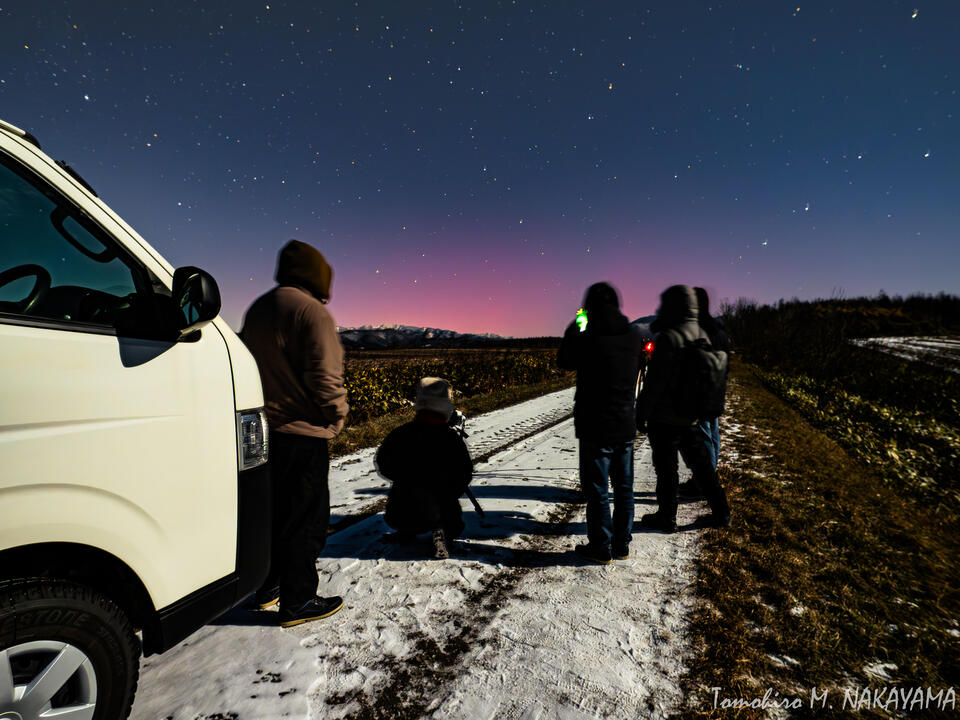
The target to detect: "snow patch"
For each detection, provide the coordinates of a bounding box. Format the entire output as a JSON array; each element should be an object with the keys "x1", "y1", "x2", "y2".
[
  {"x1": 862, "y1": 662, "x2": 898, "y2": 682},
  {"x1": 767, "y1": 654, "x2": 800, "y2": 669},
  {"x1": 852, "y1": 336, "x2": 960, "y2": 373}
]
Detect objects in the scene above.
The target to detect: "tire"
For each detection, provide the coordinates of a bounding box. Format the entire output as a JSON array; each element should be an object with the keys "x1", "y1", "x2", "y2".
[{"x1": 0, "y1": 579, "x2": 140, "y2": 720}]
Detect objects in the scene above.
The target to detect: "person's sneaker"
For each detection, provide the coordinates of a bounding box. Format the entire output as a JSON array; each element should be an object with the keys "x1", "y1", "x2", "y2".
[
  {"x1": 612, "y1": 545, "x2": 630, "y2": 560},
  {"x1": 695, "y1": 513, "x2": 731, "y2": 529},
  {"x1": 278, "y1": 596, "x2": 344, "y2": 628},
  {"x1": 574, "y1": 543, "x2": 612, "y2": 565},
  {"x1": 640, "y1": 512, "x2": 678, "y2": 533},
  {"x1": 248, "y1": 585, "x2": 280, "y2": 610},
  {"x1": 432, "y1": 528, "x2": 449, "y2": 559}
]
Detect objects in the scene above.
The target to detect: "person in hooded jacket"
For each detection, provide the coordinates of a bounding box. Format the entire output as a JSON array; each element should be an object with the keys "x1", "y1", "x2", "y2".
[
  {"x1": 678, "y1": 287, "x2": 731, "y2": 496},
  {"x1": 374, "y1": 377, "x2": 473, "y2": 559},
  {"x1": 637, "y1": 284, "x2": 730, "y2": 532},
  {"x1": 693, "y1": 286, "x2": 730, "y2": 467},
  {"x1": 241, "y1": 239, "x2": 349, "y2": 627},
  {"x1": 558, "y1": 282, "x2": 646, "y2": 564}
]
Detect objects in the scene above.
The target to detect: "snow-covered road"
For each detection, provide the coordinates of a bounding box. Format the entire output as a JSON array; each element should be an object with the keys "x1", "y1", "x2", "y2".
[
  {"x1": 328, "y1": 388, "x2": 577, "y2": 528},
  {"x1": 133, "y1": 388, "x2": 707, "y2": 720}
]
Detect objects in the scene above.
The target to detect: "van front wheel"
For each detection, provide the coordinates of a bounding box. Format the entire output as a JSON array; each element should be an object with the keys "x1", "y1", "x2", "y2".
[{"x1": 0, "y1": 580, "x2": 140, "y2": 720}]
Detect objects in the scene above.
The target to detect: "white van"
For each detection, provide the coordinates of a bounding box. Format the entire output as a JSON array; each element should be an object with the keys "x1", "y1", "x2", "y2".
[{"x1": 0, "y1": 119, "x2": 272, "y2": 719}]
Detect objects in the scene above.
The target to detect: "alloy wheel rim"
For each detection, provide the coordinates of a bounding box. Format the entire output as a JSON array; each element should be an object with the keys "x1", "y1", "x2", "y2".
[{"x1": 0, "y1": 640, "x2": 97, "y2": 720}]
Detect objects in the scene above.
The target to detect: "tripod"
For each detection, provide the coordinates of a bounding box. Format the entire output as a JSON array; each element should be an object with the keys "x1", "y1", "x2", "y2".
[{"x1": 448, "y1": 410, "x2": 485, "y2": 518}]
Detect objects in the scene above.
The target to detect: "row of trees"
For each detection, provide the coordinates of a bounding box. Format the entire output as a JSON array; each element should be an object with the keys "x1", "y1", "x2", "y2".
[{"x1": 720, "y1": 291, "x2": 960, "y2": 375}]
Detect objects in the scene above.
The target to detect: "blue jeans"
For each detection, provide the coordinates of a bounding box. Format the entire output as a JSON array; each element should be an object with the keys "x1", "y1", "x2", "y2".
[
  {"x1": 701, "y1": 417, "x2": 720, "y2": 470},
  {"x1": 579, "y1": 440, "x2": 634, "y2": 551}
]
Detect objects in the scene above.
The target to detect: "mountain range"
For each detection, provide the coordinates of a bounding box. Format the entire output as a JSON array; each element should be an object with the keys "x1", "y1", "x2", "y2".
[
  {"x1": 338, "y1": 316, "x2": 656, "y2": 350},
  {"x1": 338, "y1": 324, "x2": 507, "y2": 350}
]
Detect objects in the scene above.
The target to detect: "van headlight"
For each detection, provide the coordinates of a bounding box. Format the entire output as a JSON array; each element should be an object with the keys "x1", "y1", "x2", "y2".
[{"x1": 237, "y1": 408, "x2": 268, "y2": 470}]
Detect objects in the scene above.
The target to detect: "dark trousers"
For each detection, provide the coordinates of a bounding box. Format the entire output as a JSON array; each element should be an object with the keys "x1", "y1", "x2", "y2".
[
  {"x1": 679, "y1": 417, "x2": 721, "y2": 484},
  {"x1": 579, "y1": 440, "x2": 634, "y2": 551},
  {"x1": 649, "y1": 421, "x2": 729, "y2": 521},
  {"x1": 260, "y1": 432, "x2": 330, "y2": 610},
  {"x1": 384, "y1": 485, "x2": 465, "y2": 539}
]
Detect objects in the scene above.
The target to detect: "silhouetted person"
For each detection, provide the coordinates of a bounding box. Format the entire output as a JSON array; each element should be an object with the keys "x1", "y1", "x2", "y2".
[
  {"x1": 637, "y1": 284, "x2": 730, "y2": 532},
  {"x1": 375, "y1": 377, "x2": 473, "y2": 559},
  {"x1": 558, "y1": 282, "x2": 646, "y2": 563},
  {"x1": 678, "y1": 287, "x2": 731, "y2": 496},
  {"x1": 241, "y1": 239, "x2": 348, "y2": 627}
]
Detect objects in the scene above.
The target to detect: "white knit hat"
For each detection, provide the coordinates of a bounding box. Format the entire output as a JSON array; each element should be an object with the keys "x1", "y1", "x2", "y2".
[{"x1": 413, "y1": 377, "x2": 454, "y2": 420}]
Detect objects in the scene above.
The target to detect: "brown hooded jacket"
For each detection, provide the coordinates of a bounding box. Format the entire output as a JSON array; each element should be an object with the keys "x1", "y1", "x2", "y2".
[{"x1": 241, "y1": 240, "x2": 349, "y2": 438}]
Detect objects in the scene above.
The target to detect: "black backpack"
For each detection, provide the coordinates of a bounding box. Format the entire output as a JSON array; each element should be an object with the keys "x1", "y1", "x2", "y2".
[{"x1": 666, "y1": 329, "x2": 729, "y2": 420}]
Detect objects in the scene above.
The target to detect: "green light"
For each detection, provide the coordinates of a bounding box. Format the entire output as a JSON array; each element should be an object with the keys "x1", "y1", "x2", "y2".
[{"x1": 576, "y1": 307, "x2": 588, "y2": 332}]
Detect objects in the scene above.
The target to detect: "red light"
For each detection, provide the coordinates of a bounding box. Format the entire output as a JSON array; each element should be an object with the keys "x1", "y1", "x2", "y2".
[{"x1": 644, "y1": 341, "x2": 654, "y2": 353}]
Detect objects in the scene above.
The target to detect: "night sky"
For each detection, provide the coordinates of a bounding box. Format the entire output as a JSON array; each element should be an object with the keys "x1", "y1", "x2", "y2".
[{"x1": 3, "y1": 2, "x2": 958, "y2": 336}]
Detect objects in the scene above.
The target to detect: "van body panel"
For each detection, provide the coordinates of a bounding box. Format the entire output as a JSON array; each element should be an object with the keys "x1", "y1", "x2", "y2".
[
  {"x1": 0, "y1": 321, "x2": 239, "y2": 608},
  {"x1": 0, "y1": 130, "x2": 263, "y2": 417},
  {"x1": 145, "y1": 461, "x2": 272, "y2": 655},
  {"x1": 0, "y1": 127, "x2": 260, "y2": 614},
  {"x1": 1, "y1": 119, "x2": 272, "y2": 665},
  {"x1": 0, "y1": 499, "x2": 166, "y2": 603},
  {"x1": 213, "y1": 317, "x2": 264, "y2": 410}
]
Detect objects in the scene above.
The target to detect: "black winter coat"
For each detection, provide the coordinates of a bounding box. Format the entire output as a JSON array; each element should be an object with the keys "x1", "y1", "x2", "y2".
[
  {"x1": 375, "y1": 419, "x2": 473, "y2": 535},
  {"x1": 557, "y1": 305, "x2": 646, "y2": 442},
  {"x1": 638, "y1": 285, "x2": 711, "y2": 426}
]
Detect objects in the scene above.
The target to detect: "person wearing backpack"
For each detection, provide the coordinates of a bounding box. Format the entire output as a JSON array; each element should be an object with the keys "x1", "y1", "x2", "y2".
[
  {"x1": 637, "y1": 284, "x2": 731, "y2": 532},
  {"x1": 678, "y1": 286, "x2": 731, "y2": 497},
  {"x1": 692, "y1": 286, "x2": 730, "y2": 468},
  {"x1": 558, "y1": 282, "x2": 647, "y2": 563}
]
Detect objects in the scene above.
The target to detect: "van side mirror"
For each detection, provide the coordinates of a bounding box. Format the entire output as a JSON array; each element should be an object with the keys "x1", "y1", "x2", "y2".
[{"x1": 171, "y1": 266, "x2": 221, "y2": 340}]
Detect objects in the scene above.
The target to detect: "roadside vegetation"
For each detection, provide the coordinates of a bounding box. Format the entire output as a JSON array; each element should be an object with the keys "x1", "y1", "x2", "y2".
[
  {"x1": 722, "y1": 293, "x2": 960, "y2": 515},
  {"x1": 679, "y1": 293, "x2": 960, "y2": 718},
  {"x1": 680, "y1": 361, "x2": 960, "y2": 719},
  {"x1": 331, "y1": 348, "x2": 573, "y2": 457}
]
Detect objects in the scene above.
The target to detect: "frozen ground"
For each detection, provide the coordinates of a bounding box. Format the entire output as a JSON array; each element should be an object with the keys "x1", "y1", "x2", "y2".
[
  {"x1": 852, "y1": 335, "x2": 960, "y2": 373},
  {"x1": 133, "y1": 388, "x2": 710, "y2": 720}
]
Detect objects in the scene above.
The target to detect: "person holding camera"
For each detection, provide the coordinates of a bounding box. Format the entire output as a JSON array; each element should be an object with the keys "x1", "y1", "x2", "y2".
[
  {"x1": 558, "y1": 282, "x2": 647, "y2": 564},
  {"x1": 374, "y1": 377, "x2": 473, "y2": 559}
]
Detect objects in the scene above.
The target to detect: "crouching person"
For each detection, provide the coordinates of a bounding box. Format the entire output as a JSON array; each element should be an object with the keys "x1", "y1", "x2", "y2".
[{"x1": 375, "y1": 377, "x2": 473, "y2": 559}]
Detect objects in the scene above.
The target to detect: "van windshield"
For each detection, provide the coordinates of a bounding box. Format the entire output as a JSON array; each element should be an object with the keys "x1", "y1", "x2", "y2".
[{"x1": 0, "y1": 156, "x2": 139, "y2": 325}]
